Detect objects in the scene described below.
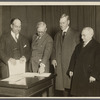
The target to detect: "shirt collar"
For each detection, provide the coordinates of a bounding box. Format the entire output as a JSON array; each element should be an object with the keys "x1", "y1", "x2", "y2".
[
  {"x1": 62, "y1": 26, "x2": 69, "y2": 35},
  {"x1": 83, "y1": 38, "x2": 92, "y2": 47},
  {"x1": 11, "y1": 31, "x2": 19, "y2": 39},
  {"x1": 63, "y1": 26, "x2": 69, "y2": 32},
  {"x1": 36, "y1": 33, "x2": 45, "y2": 39}
]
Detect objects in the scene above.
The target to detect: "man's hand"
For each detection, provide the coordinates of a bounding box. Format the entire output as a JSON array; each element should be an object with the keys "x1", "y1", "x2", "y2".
[
  {"x1": 8, "y1": 58, "x2": 16, "y2": 65},
  {"x1": 89, "y1": 76, "x2": 96, "y2": 83},
  {"x1": 69, "y1": 71, "x2": 73, "y2": 78},
  {"x1": 38, "y1": 63, "x2": 45, "y2": 74},
  {"x1": 52, "y1": 60, "x2": 57, "y2": 69},
  {"x1": 20, "y1": 56, "x2": 26, "y2": 63}
]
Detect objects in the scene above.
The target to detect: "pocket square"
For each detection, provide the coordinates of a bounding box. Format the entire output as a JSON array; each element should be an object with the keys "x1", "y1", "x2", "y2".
[{"x1": 24, "y1": 45, "x2": 27, "y2": 48}]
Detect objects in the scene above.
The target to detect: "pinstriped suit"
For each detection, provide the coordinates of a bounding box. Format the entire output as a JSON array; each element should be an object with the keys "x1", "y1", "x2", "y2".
[{"x1": 0, "y1": 33, "x2": 31, "y2": 78}]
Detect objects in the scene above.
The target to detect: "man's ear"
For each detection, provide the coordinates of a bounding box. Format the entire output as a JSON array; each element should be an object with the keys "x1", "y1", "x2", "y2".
[
  {"x1": 68, "y1": 20, "x2": 70, "y2": 25},
  {"x1": 10, "y1": 24, "x2": 12, "y2": 29},
  {"x1": 45, "y1": 27, "x2": 47, "y2": 32}
]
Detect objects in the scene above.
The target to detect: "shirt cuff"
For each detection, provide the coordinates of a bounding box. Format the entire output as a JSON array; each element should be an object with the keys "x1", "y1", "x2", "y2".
[{"x1": 40, "y1": 63, "x2": 45, "y2": 68}]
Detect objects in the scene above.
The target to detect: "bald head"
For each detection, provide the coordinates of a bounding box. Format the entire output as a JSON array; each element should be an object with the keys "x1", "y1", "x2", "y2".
[
  {"x1": 10, "y1": 18, "x2": 21, "y2": 35},
  {"x1": 81, "y1": 27, "x2": 94, "y2": 44}
]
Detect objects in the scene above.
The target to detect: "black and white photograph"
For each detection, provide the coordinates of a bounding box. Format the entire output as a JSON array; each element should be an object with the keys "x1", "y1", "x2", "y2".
[{"x1": 0, "y1": 2, "x2": 100, "y2": 98}]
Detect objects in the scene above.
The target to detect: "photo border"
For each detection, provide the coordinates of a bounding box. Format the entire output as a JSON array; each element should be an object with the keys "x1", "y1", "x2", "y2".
[{"x1": 0, "y1": 1, "x2": 100, "y2": 100}]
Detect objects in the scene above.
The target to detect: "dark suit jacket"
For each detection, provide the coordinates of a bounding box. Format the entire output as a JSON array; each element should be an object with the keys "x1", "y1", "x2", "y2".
[
  {"x1": 51, "y1": 27, "x2": 80, "y2": 90},
  {"x1": 68, "y1": 39, "x2": 100, "y2": 96},
  {"x1": 29, "y1": 33, "x2": 53, "y2": 73},
  {"x1": 0, "y1": 33, "x2": 31, "y2": 78}
]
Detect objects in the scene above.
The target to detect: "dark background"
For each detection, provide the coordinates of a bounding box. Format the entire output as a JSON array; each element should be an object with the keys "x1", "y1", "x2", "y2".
[{"x1": 0, "y1": 6, "x2": 100, "y2": 42}]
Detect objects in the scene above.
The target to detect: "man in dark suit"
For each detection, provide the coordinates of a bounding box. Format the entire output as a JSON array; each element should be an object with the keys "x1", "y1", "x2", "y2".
[
  {"x1": 0, "y1": 18, "x2": 31, "y2": 78},
  {"x1": 29, "y1": 21, "x2": 53, "y2": 74},
  {"x1": 68, "y1": 27, "x2": 100, "y2": 96},
  {"x1": 51, "y1": 14, "x2": 80, "y2": 96}
]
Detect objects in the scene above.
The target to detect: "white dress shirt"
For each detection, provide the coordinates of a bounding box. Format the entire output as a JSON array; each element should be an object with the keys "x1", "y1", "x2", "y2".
[
  {"x1": 83, "y1": 39, "x2": 92, "y2": 47},
  {"x1": 11, "y1": 31, "x2": 19, "y2": 42},
  {"x1": 62, "y1": 26, "x2": 69, "y2": 36}
]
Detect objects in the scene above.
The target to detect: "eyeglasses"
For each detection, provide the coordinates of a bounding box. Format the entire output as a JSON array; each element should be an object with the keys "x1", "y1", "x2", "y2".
[{"x1": 37, "y1": 31, "x2": 44, "y2": 34}]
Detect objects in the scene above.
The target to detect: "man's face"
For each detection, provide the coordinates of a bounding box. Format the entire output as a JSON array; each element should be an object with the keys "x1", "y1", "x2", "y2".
[
  {"x1": 11, "y1": 19, "x2": 21, "y2": 35},
  {"x1": 37, "y1": 26, "x2": 46, "y2": 37},
  {"x1": 60, "y1": 17, "x2": 69, "y2": 31},
  {"x1": 81, "y1": 29, "x2": 92, "y2": 43}
]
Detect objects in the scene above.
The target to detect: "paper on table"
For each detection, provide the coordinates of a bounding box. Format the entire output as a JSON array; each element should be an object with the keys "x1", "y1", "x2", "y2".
[
  {"x1": 22, "y1": 72, "x2": 51, "y2": 77},
  {"x1": 8, "y1": 60, "x2": 25, "y2": 76},
  {"x1": 1, "y1": 74, "x2": 24, "y2": 82},
  {"x1": 1, "y1": 72, "x2": 51, "y2": 82},
  {"x1": 20, "y1": 73, "x2": 35, "y2": 77},
  {"x1": 34, "y1": 73, "x2": 51, "y2": 77},
  {"x1": 1, "y1": 73, "x2": 51, "y2": 85},
  {"x1": 13, "y1": 78, "x2": 27, "y2": 85}
]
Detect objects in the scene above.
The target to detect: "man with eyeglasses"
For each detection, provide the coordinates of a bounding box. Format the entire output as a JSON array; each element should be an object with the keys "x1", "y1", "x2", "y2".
[{"x1": 29, "y1": 21, "x2": 53, "y2": 74}]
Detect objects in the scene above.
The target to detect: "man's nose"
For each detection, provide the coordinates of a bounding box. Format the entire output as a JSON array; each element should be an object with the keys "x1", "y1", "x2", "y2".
[
  {"x1": 18, "y1": 28, "x2": 20, "y2": 31},
  {"x1": 81, "y1": 36, "x2": 83, "y2": 38}
]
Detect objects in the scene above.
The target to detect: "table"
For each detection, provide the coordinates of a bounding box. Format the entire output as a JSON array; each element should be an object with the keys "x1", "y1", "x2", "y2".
[{"x1": 0, "y1": 74, "x2": 56, "y2": 97}]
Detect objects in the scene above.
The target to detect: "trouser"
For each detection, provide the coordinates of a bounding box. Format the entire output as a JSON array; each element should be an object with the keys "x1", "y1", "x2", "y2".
[{"x1": 63, "y1": 88, "x2": 71, "y2": 97}]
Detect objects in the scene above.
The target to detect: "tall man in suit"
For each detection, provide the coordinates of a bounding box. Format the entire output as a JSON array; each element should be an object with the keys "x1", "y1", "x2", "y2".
[
  {"x1": 0, "y1": 18, "x2": 31, "y2": 78},
  {"x1": 68, "y1": 27, "x2": 100, "y2": 96},
  {"x1": 51, "y1": 14, "x2": 80, "y2": 96},
  {"x1": 29, "y1": 21, "x2": 53, "y2": 74}
]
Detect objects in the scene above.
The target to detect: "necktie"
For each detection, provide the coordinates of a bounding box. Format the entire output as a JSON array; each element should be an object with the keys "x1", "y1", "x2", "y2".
[
  {"x1": 62, "y1": 32, "x2": 66, "y2": 41},
  {"x1": 15, "y1": 35, "x2": 17, "y2": 42},
  {"x1": 35, "y1": 36, "x2": 41, "y2": 43},
  {"x1": 36, "y1": 36, "x2": 40, "y2": 40}
]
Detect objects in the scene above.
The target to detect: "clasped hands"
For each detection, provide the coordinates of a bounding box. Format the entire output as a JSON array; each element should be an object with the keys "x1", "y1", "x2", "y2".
[
  {"x1": 8, "y1": 56, "x2": 26, "y2": 65},
  {"x1": 69, "y1": 71, "x2": 96, "y2": 83}
]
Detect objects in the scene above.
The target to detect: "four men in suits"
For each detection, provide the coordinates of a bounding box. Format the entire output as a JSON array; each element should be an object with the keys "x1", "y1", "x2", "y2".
[
  {"x1": 29, "y1": 21, "x2": 53, "y2": 73},
  {"x1": 68, "y1": 27, "x2": 100, "y2": 96},
  {"x1": 51, "y1": 14, "x2": 80, "y2": 96},
  {"x1": 0, "y1": 18, "x2": 31, "y2": 78}
]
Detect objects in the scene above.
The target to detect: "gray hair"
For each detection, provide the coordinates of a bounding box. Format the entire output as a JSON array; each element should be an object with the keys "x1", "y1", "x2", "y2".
[
  {"x1": 60, "y1": 13, "x2": 70, "y2": 20},
  {"x1": 36, "y1": 21, "x2": 46, "y2": 28}
]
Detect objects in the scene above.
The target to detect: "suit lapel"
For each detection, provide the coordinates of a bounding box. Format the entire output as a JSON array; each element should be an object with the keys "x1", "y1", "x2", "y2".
[
  {"x1": 32, "y1": 33, "x2": 48, "y2": 47},
  {"x1": 37, "y1": 34, "x2": 48, "y2": 45},
  {"x1": 18, "y1": 34, "x2": 22, "y2": 49},
  {"x1": 10, "y1": 33, "x2": 17, "y2": 43},
  {"x1": 79, "y1": 39, "x2": 94, "y2": 55},
  {"x1": 32, "y1": 34, "x2": 38, "y2": 47},
  {"x1": 7, "y1": 33, "x2": 18, "y2": 51},
  {"x1": 64, "y1": 27, "x2": 72, "y2": 40},
  {"x1": 58, "y1": 30, "x2": 63, "y2": 45}
]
